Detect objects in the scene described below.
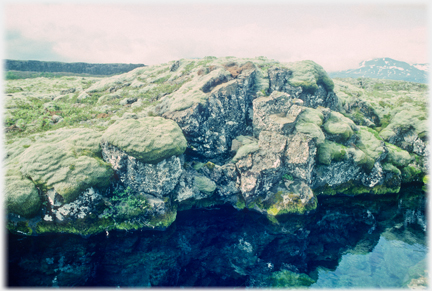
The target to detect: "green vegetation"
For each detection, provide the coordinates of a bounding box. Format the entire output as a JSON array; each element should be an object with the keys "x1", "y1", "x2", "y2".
[
  {"x1": 322, "y1": 111, "x2": 356, "y2": 142},
  {"x1": 266, "y1": 270, "x2": 315, "y2": 288},
  {"x1": 100, "y1": 187, "x2": 148, "y2": 221},
  {"x1": 7, "y1": 221, "x2": 33, "y2": 236},
  {"x1": 101, "y1": 117, "x2": 187, "y2": 164},
  {"x1": 6, "y1": 127, "x2": 113, "y2": 205},
  {"x1": 317, "y1": 140, "x2": 348, "y2": 165},
  {"x1": 332, "y1": 78, "x2": 427, "y2": 138},
  {"x1": 314, "y1": 181, "x2": 400, "y2": 196},
  {"x1": 194, "y1": 176, "x2": 217, "y2": 195},
  {"x1": 283, "y1": 173, "x2": 293, "y2": 181},
  {"x1": 247, "y1": 188, "x2": 317, "y2": 216},
  {"x1": 285, "y1": 60, "x2": 334, "y2": 93}
]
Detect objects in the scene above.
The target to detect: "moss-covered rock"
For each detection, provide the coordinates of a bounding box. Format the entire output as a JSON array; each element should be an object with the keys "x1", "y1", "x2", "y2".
[
  {"x1": 317, "y1": 140, "x2": 348, "y2": 165},
  {"x1": 347, "y1": 147, "x2": 375, "y2": 171},
  {"x1": 379, "y1": 109, "x2": 427, "y2": 141},
  {"x1": 5, "y1": 165, "x2": 41, "y2": 218},
  {"x1": 167, "y1": 67, "x2": 231, "y2": 112},
  {"x1": 294, "y1": 107, "x2": 326, "y2": 145},
  {"x1": 355, "y1": 126, "x2": 385, "y2": 161},
  {"x1": 295, "y1": 122, "x2": 325, "y2": 145},
  {"x1": 296, "y1": 107, "x2": 324, "y2": 126},
  {"x1": 315, "y1": 180, "x2": 400, "y2": 196},
  {"x1": 231, "y1": 142, "x2": 260, "y2": 163},
  {"x1": 323, "y1": 111, "x2": 357, "y2": 142},
  {"x1": 194, "y1": 176, "x2": 217, "y2": 195},
  {"x1": 401, "y1": 164, "x2": 423, "y2": 183},
  {"x1": 385, "y1": 142, "x2": 412, "y2": 167},
  {"x1": 286, "y1": 60, "x2": 334, "y2": 93},
  {"x1": 12, "y1": 128, "x2": 113, "y2": 204},
  {"x1": 101, "y1": 116, "x2": 187, "y2": 164}
]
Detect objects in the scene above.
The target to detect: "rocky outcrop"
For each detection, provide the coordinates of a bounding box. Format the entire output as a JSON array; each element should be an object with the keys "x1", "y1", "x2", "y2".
[
  {"x1": 162, "y1": 62, "x2": 258, "y2": 160},
  {"x1": 267, "y1": 62, "x2": 340, "y2": 111},
  {"x1": 5, "y1": 59, "x2": 145, "y2": 75},
  {"x1": 5, "y1": 56, "x2": 428, "y2": 237}
]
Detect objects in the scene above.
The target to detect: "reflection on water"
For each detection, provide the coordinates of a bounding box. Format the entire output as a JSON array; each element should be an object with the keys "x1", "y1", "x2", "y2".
[
  {"x1": 7, "y1": 186, "x2": 427, "y2": 288},
  {"x1": 312, "y1": 236, "x2": 427, "y2": 288}
]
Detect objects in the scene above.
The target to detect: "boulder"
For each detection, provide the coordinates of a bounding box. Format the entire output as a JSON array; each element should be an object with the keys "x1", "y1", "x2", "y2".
[
  {"x1": 15, "y1": 128, "x2": 113, "y2": 205},
  {"x1": 101, "y1": 117, "x2": 187, "y2": 164}
]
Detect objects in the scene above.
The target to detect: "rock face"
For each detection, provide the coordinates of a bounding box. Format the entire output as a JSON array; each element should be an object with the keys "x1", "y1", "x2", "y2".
[
  {"x1": 162, "y1": 62, "x2": 258, "y2": 160},
  {"x1": 101, "y1": 142, "x2": 183, "y2": 199},
  {"x1": 5, "y1": 56, "x2": 428, "y2": 236}
]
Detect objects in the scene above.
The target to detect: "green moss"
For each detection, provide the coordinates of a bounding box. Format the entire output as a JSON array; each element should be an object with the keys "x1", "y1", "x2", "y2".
[
  {"x1": 231, "y1": 142, "x2": 259, "y2": 163},
  {"x1": 252, "y1": 190, "x2": 317, "y2": 216},
  {"x1": 295, "y1": 122, "x2": 325, "y2": 145},
  {"x1": 194, "y1": 176, "x2": 217, "y2": 195},
  {"x1": 266, "y1": 214, "x2": 280, "y2": 225},
  {"x1": 355, "y1": 126, "x2": 384, "y2": 161},
  {"x1": 317, "y1": 140, "x2": 348, "y2": 165},
  {"x1": 296, "y1": 107, "x2": 324, "y2": 126},
  {"x1": 36, "y1": 213, "x2": 114, "y2": 236},
  {"x1": 147, "y1": 209, "x2": 177, "y2": 230},
  {"x1": 235, "y1": 196, "x2": 246, "y2": 210},
  {"x1": 181, "y1": 61, "x2": 196, "y2": 75},
  {"x1": 315, "y1": 180, "x2": 400, "y2": 196},
  {"x1": 402, "y1": 164, "x2": 423, "y2": 183},
  {"x1": 347, "y1": 148, "x2": 375, "y2": 172},
  {"x1": 5, "y1": 166, "x2": 41, "y2": 218},
  {"x1": 285, "y1": 60, "x2": 334, "y2": 93},
  {"x1": 322, "y1": 112, "x2": 356, "y2": 142},
  {"x1": 205, "y1": 161, "x2": 215, "y2": 170},
  {"x1": 101, "y1": 117, "x2": 187, "y2": 164},
  {"x1": 7, "y1": 221, "x2": 33, "y2": 235},
  {"x1": 385, "y1": 142, "x2": 412, "y2": 167},
  {"x1": 192, "y1": 162, "x2": 205, "y2": 170},
  {"x1": 267, "y1": 194, "x2": 317, "y2": 216},
  {"x1": 382, "y1": 163, "x2": 401, "y2": 175},
  {"x1": 267, "y1": 269, "x2": 315, "y2": 288},
  {"x1": 9, "y1": 127, "x2": 113, "y2": 204},
  {"x1": 101, "y1": 187, "x2": 149, "y2": 221}
]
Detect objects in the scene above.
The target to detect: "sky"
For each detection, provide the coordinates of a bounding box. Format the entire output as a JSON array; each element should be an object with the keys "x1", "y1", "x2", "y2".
[{"x1": 3, "y1": 1, "x2": 429, "y2": 72}]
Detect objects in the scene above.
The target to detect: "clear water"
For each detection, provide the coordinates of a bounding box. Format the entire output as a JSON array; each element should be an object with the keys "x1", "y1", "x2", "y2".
[
  {"x1": 312, "y1": 236, "x2": 427, "y2": 288},
  {"x1": 7, "y1": 186, "x2": 427, "y2": 288}
]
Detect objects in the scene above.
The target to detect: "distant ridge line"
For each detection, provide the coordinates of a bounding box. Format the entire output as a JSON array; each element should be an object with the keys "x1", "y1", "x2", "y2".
[{"x1": 4, "y1": 59, "x2": 146, "y2": 76}]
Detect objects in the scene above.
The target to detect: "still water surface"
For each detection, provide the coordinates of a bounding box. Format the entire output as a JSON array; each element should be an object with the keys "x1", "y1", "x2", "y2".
[{"x1": 7, "y1": 186, "x2": 427, "y2": 287}]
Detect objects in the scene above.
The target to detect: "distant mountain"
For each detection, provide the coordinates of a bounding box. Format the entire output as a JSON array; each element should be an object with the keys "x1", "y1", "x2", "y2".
[
  {"x1": 329, "y1": 58, "x2": 428, "y2": 84},
  {"x1": 411, "y1": 63, "x2": 429, "y2": 72},
  {"x1": 5, "y1": 59, "x2": 146, "y2": 76}
]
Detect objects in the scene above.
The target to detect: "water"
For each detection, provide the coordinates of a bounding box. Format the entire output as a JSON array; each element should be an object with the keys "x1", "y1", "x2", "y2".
[{"x1": 7, "y1": 186, "x2": 427, "y2": 288}]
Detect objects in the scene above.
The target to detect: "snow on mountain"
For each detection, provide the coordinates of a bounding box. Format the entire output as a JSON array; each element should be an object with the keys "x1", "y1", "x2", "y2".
[
  {"x1": 412, "y1": 63, "x2": 429, "y2": 72},
  {"x1": 329, "y1": 58, "x2": 428, "y2": 84}
]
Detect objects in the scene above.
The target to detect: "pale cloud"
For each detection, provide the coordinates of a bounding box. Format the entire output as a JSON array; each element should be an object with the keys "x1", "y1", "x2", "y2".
[{"x1": 5, "y1": 3, "x2": 428, "y2": 71}]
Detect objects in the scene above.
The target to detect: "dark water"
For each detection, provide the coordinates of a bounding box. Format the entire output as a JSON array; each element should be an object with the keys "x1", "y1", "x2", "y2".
[{"x1": 7, "y1": 186, "x2": 427, "y2": 288}]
